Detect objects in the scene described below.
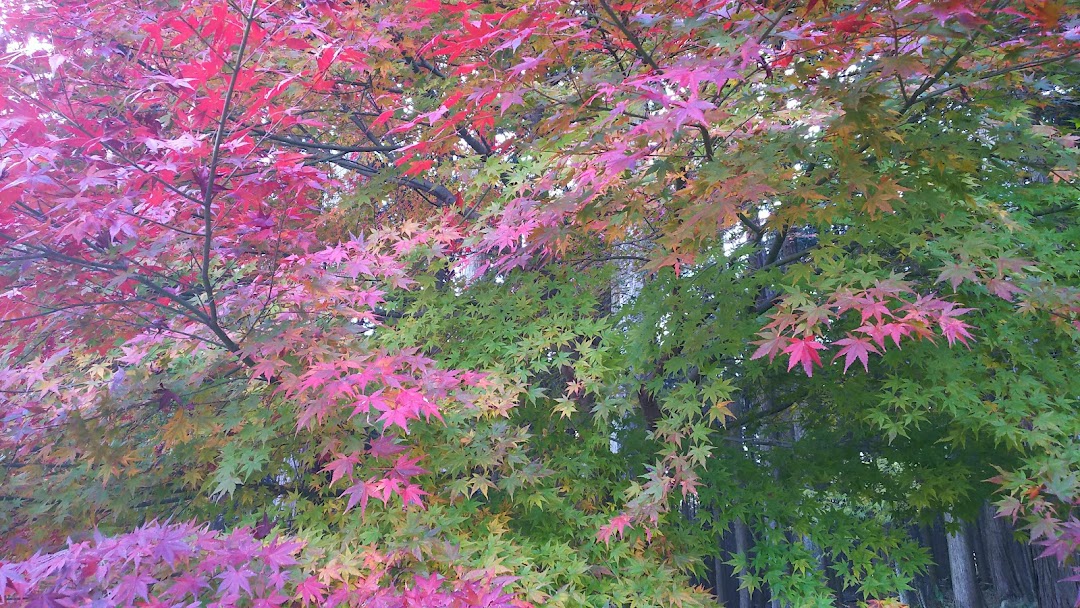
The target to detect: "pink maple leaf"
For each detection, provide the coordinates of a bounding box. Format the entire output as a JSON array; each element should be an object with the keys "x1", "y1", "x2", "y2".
[
  {"x1": 935, "y1": 263, "x2": 978, "y2": 291},
  {"x1": 352, "y1": 389, "x2": 387, "y2": 418},
  {"x1": 378, "y1": 405, "x2": 413, "y2": 434},
  {"x1": 295, "y1": 576, "x2": 326, "y2": 608},
  {"x1": 369, "y1": 477, "x2": 403, "y2": 505},
  {"x1": 391, "y1": 455, "x2": 428, "y2": 478},
  {"x1": 938, "y1": 305, "x2": 974, "y2": 346},
  {"x1": 217, "y1": 566, "x2": 254, "y2": 598},
  {"x1": 879, "y1": 322, "x2": 912, "y2": 348},
  {"x1": 340, "y1": 481, "x2": 369, "y2": 514},
  {"x1": 782, "y1": 337, "x2": 826, "y2": 377},
  {"x1": 323, "y1": 452, "x2": 361, "y2": 487},
  {"x1": 597, "y1": 513, "x2": 633, "y2": 544},
  {"x1": 165, "y1": 573, "x2": 209, "y2": 601},
  {"x1": 831, "y1": 334, "x2": 879, "y2": 373},
  {"x1": 986, "y1": 277, "x2": 1024, "y2": 302},
  {"x1": 111, "y1": 572, "x2": 157, "y2": 604},
  {"x1": 367, "y1": 435, "x2": 406, "y2": 459},
  {"x1": 831, "y1": 289, "x2": 870, "y2": 315},
  {"x1": 399, "y1": 483, "x2": 428, "y2": 508},
  {"x1": 858, "y1": 298, "x2": 892, "y2": 324},
  {"x1": 669, "y1": 97, "x2": 714, "y2": 128},
  {"x1": 251, "y1": 591, "x2": 290, "y2": 607},
  {"x1": 259, "y1": 541, "x2": 300, "y2": 571},
  {"x1": 749, "y1": 330, "x2": 791, "y2": 362}
]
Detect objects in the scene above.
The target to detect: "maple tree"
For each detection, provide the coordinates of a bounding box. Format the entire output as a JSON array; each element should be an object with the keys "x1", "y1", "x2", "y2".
[{"x1": 0, "y1": 0, "x2": 1078, "y2": 605}]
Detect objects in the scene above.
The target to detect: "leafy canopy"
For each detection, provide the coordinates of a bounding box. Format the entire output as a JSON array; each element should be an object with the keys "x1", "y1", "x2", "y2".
[{"x1": 0, "y1": 0, "x2": 1077, "y2": 605}]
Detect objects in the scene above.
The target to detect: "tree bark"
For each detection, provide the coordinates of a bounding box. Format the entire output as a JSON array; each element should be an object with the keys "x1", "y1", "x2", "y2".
[
  {"x1": 714, "y1": 550, "x2": 730, "y2": 606},
  {"x1": 910, "y1": 524, "x2": 943, "y2": 608},
  {"x1": 910, "y1": 524, "x2": 942, "y2": 608},
  {"x1": 971, "y1": 515, "x2": 994, "y2": 597},
  {"x1": 978, "y1": 502, "x2": 1020, "y2": 604},
  {"x1": 735, "y1": 519, "x2": 753, "y2": 608},
  {"x1": 1009, "y1": 537, "x2": 1037, "y2": 601},
  {"x1": 1033, "y1": 550, "x2": 1078, "y2": 608},
  {"x1": 714, "y1": 521, "x2": 743, "y2": 606},
  {"x1": 945, "y1": 513, "x2": 982, "y2": 608}
]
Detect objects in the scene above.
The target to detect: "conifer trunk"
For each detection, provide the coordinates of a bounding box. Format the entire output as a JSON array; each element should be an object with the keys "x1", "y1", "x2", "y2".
[
  {"x1": 912, "y1": 524, "x2": 942, "y2": 608},
  {"x1": 1033, "y1": 551, "x2": 1078, "y2": 608},
  {"x1": 735, "y1": 519, "x2": 753, "y2": 608},
  {"x1": 945, "y1": 513, "x2": 982, "y2": 608},
  {"x1": 978, "y1": 502, "x2": 1020, "y2": 604}
]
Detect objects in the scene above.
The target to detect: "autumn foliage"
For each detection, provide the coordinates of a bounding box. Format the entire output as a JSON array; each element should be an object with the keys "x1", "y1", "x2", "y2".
[{"x1": 0, "y1": 0, "x2": 1078, "y2": 605}]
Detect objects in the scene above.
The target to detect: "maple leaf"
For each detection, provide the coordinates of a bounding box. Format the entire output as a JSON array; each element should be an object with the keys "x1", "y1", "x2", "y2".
[
  {"x1": 832, "y1": 290, "x2": 870, "y2": 315},
  {"x1": 832, "y1": 14, "x2": 880, "y2": 34},
  {"x1": 937, "y1": 305, "x2": 975, "y2": 346},
  {"x1": 597, "y1": 514, "x2": 632, "y2": 544},
  {"x1": 936, "y1": 263, "x2": 979, "y2": 291},
  {"x1": 166, "y1": 573, "x2": 209, "y2": 600},
  {"x1": 218, "y1": 567, "x2": 255, "y2": 598},
  {"x1": 251, "y1": 591, "x2": 291, "y2": 607},
  {"x1": 831, "y1": 334, "x2": 880, "y2": 373},
  {"x1": 253, "y1": 513, "x2": 274, "y2": 540},
  {"x1": 341, "y1": 481, "x2": 370, "y2": 514},
  {"x1": 399, "y1": 483, "x2": 428, "y2": 508},
  {"x1": 23, "y1": 592, "x2": 68, "y2": 608},
  {"x1": 858, "y1": 299, "x2": 891, "y2": 324},
  {"x1": 323, "y1": 452, "x2": 361, "y2": 486},
  {"x1": 986, "y1": 277, "x2": 1024, "y2": 301},
  {"x1": 782, "y1": 337, "x2": 826, "y2": 377},
  {"x1": 111, "y1": 572, "x2": 157, "y2": 604},
  {"x1": 0, "y1": 563, "x2": 25, "y2": 602},
  {"x1": 295, "y1": 576, "x2": 326, "y2": 607},
  {"x1": 883, "y1": 322, "x2": 914, "y2": 348},
  {"x1": 392, "y1": 455, "x2": 428, "y2": 478},
  {"x1": 403, "y1": 159, "x2": 435, "y2": 177},
  {"x1": 749, "y1": 330, "x2": 791, "y2": 362},
  {"x1": 857, "y1": 321, "x2": 904, "y2": 350},
  {"x1": 669, "y1": 97, "x2": 714, "y2": 129},
  {"x1": 378, "y1": 405, "x2": 414, "y2": 434},
  {"x1": 367, "y1": 435, "x2": 406, "y2": 459}
]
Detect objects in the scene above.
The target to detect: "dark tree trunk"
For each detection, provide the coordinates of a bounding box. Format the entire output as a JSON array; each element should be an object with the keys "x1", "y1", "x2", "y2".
[
  {"x1": 1034, "y1": 551, "x2": 1078, "y2": 608},
  {"x1": 945, "y1": 513, "x2": 982, "y2": 608},
  {"x1": 929, "y1": 517, "x2": 952, "y2": 590},
  {"x1": 971, "y1": 515, "x2": 993, "y2": 598},
  {"x1": 714, "y1": 522, "x2": 739, "y2": 606},
  {"x1": 912, "y1": 524, "x2": 943, "y2": 608},
  {"x1": 1009, "y1": 537, "x2": 1037, "y2": 601},
  {"x1": 978, "y1": 502, "x2": 1021, "y2": 604},
  {"x1": 735, "y1": 519, "x2": 754, "y2": 608},
  {"x1": 714, "y1": 551, "x2": 729, "y2": 606}
]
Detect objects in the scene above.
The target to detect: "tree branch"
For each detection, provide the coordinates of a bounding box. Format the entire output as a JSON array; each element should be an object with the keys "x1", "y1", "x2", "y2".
[
  {"x1": 919, "y1": 50, "x2": 1080, "y2": 104},
  {"x1": 202, "y1": 0, "x2": 258, "y2": 328},
  {"x1": 596, "y1": 0, "x2": 660, "y2": 72}
]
